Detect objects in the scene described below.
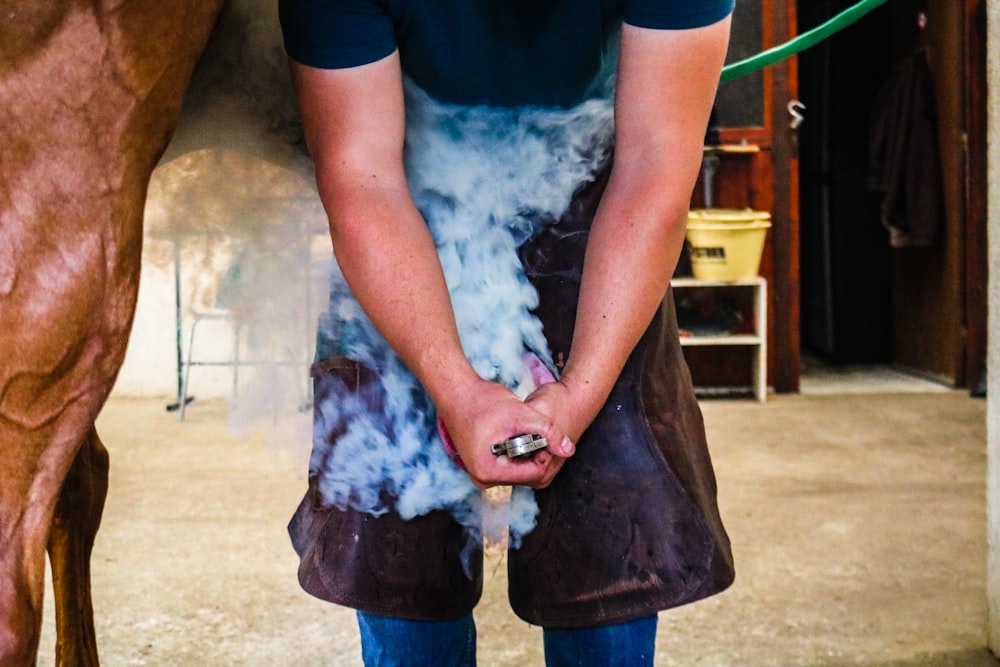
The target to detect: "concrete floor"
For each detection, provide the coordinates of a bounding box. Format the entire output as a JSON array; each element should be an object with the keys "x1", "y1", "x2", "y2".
[{"x1": 37, "y1": 383, "x2": 996, "y2": 666}]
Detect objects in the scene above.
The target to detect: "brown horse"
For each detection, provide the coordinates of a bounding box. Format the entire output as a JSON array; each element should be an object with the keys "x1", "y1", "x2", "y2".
[{"x1": 0, "y1": 3, "x2": 224, "y2": 663}]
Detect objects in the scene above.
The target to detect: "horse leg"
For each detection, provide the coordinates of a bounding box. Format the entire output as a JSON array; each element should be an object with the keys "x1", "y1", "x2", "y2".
[
  {"x1": 0, "y1": 539, "x2": 44, "y2": 666},
  {"x1": 0, "y1": 431, "x2": 83, "y2": 666},
  {"x1": 47, "y1": 428, "x2": 109, "y2": 667},
  {"x1": 0, "y1": 3, "x2": 224, "y2": 663}
]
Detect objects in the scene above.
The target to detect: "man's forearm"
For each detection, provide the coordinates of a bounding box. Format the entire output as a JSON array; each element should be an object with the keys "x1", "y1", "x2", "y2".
[
  {"x1": 552, "y1": 19, "x2": 731, "y2": 435},
  {"x1": 324, "y1": 180, "x2": 481, "y2": 403},
  {"x1": 559, "y1": 171, "x2": 691, "y2": 427}
]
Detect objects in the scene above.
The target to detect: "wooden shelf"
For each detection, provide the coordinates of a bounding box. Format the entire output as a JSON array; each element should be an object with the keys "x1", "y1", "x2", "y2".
[
  {"x1": 679, "y1": 334, "x2": 763, "y2": 347},
  {"x1": 671, "y1": 277, "x2": 766, "y2": 288},
  {"x1": 703, "y1": 143, "x2": 761, "y2": 155},
  {"x1": 672, "y1": 277, "x2": 767, "y2": 402}
]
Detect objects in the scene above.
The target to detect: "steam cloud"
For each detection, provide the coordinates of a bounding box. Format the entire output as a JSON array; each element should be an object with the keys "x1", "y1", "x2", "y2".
[
  {"x1": 145, "y1": 0, "x2": 326, "y2": 433},
  {"x1": 151, "y1": 0, "x2": 622, "y2": 564},
  {"x1": 311, "y1": 78, "x2": 616, "y2": 558}
]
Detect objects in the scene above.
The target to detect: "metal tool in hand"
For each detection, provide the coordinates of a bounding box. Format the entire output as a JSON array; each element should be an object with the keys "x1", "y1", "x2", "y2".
[{"x1": 491, "y1": 433, "x2": 547, "y2": 458}]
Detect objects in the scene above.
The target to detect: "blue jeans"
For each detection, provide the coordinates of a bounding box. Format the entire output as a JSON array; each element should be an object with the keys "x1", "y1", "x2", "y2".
[{"x1": 357, "y1": 611, "x2": 657, "y2": 667}]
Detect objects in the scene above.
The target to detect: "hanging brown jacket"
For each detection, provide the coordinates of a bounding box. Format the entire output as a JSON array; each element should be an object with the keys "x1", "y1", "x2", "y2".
[{"x1": 867, "y1": 50, "x2": 943, "y2": 248}]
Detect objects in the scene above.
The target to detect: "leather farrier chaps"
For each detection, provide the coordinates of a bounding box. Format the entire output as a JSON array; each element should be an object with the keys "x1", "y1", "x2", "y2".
[
  {"x1": 288, "y1": 161, "x2": 734, "y2": 626},
  {"x1": 509, "y1": 165, "x2": 734, "y2": 627}
]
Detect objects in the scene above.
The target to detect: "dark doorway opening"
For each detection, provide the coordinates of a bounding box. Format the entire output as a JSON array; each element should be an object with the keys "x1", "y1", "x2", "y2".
[{"x1": 798, "y1": 0, "x2": 895, "y2": 364}]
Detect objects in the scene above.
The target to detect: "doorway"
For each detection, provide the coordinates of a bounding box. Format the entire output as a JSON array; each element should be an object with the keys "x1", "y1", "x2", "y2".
[
  {"x1": 797, "y1": 0, "x2": 987, "y2": 389},
  {"x1": 683, "y1": 0, "x2": 802, "y2": 396}
]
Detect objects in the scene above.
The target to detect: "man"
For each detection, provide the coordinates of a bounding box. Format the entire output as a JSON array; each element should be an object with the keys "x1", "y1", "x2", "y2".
[{"x1": 280, "y1": 1, "x2": 735, "y2": 664}]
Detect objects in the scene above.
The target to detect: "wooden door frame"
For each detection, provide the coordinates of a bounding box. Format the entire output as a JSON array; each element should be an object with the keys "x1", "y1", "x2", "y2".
[
  {"x1": 716, "y1": 0, "x2": 801, "y2": 394},
  {"x1": 768, "y1": 0, "x2": 801, "y2": 393},
  {"x1": 964, "y1": 0, "x2": 988, "y2": 390}
]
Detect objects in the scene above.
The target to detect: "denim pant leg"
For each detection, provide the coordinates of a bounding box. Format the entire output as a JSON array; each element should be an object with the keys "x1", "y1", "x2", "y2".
[
  {"x1": 542, "y1": 615, "x2": 658, "y2": 667},
  {"x1": 357, "y1": 611, "x2": 476, "y2": 667}
]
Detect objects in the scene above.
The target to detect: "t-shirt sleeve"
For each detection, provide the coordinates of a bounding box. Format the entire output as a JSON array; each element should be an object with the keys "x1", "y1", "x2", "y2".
[
  {"x1": 278, "y1": 0, "x2": 397, "y2": 69},
  {"x1": 624, "y1": 0, "x2": 735, "y2": 30}
]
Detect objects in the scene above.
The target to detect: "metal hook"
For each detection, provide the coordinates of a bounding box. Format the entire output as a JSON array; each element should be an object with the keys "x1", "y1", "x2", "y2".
[{"x1": 787, "y1": 100, "x2": 806, "y2": 130}]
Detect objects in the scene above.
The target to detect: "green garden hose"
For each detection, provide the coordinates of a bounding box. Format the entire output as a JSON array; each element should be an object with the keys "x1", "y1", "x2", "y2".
[{"x1": 720, "y1": 0, "x2": 889, "y2": 82}]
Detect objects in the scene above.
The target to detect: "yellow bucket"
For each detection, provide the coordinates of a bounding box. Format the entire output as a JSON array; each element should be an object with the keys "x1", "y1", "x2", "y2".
[{"x1": 685, "y1": 208, "x2": 771, "y2": 281}]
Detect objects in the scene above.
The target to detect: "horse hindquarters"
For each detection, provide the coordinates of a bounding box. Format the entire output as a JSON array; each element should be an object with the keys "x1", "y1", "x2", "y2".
[{"x1": 0, "y1": 2, "x2": 224, "y2": 663}]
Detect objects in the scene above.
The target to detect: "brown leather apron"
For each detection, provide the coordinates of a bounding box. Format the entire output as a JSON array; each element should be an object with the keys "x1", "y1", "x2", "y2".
[{"x1": 288, "y1": 162, "x2": 734, "y2": 626}]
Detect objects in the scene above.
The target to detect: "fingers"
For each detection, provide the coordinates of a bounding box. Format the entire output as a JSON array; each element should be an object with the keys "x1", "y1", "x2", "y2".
[
  {"x1": 524, "y1": 382, "x2": 588, "y2": 455},
  {"x1": 463, "y1": 430, "x2": 567, "y2": 489},
  {"x1": 551, "y1": 435, "x2": 576, "y2": 458},
  {"x1": 458, "y1": 419, "x2": 569, "y2": 489},
  {"x1": 435, "y1": 376, "x2": 575, "y2": 489},
  {"x1": 473, "y1": 447, "x2": 565, "y2": 490}
]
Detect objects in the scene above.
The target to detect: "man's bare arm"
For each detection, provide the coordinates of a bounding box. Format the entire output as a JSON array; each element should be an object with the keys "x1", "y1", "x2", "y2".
[
  {"x1": 528, "y1": 17, "x2": 733, "y2": 439},
  {"x1": 292, "y1": 54, "x2": 572, "y2": 487}
]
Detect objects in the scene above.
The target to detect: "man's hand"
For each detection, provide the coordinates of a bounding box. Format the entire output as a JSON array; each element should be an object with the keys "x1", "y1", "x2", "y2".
[
  {"x1": 435, "y1": 377, "x2": 573, "y2": 490},
  {"x1": 524, "y1": 378, "x2": 598, "y2": 452}
]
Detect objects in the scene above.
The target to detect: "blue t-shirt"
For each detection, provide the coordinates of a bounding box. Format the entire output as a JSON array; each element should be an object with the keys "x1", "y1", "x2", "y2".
[{"x1": 279, "y1": 0, "x2": 734, "y2": 108}]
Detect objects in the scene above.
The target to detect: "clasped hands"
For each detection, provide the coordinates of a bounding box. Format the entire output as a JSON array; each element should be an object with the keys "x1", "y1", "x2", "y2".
[{"x1": 435, "y1": 376, "x2": 591, "y2": 490}]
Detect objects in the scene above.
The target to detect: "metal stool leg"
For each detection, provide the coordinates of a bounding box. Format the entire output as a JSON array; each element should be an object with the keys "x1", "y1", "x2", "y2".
[
  {"x1": 179, "y1": 316, "x2": 202, "y2": 421},
  {"x1": 231, "y1": 321, "x2": 244, "y2": 409}
]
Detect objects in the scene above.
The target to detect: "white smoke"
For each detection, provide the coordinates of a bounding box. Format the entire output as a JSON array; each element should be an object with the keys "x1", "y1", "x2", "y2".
[
  {"x1": 146, "y1": 0, "x2": 328, "y2": 430},
  {"x1": 311, "y1": 79, "x2": 616, "y2": 558},
  {"x1": 148, "y1": 0, "x2": 621, "y2": 561}
]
